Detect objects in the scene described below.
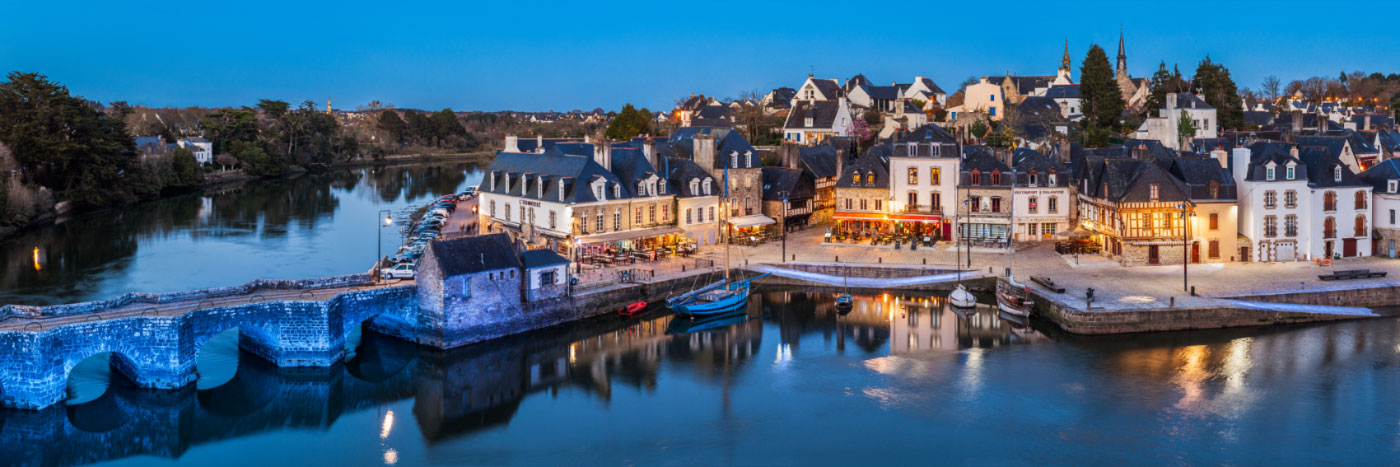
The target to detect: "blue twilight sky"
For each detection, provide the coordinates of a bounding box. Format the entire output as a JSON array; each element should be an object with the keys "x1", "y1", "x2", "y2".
[{"x1": 2, "y1": 1, "x2": 1394, "y2": 112}]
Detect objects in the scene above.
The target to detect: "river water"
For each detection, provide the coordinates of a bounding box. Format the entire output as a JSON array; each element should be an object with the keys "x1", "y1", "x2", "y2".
[
  {"x1": 0, "y1": 163, "x2": 483, "y2": 306},
  {"x1": 7, "y1": 163, "x2": 1400, "y2": 465}
]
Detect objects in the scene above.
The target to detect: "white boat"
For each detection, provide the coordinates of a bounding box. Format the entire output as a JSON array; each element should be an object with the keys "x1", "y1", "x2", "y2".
[{"x1": 949, "y1": 283, "x2": 977, "y2": 308}]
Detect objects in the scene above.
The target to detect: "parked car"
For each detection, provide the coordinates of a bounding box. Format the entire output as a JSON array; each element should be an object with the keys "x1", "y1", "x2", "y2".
[{"x1": 381, "y1": 263, "x2": 415, "y2": 280}]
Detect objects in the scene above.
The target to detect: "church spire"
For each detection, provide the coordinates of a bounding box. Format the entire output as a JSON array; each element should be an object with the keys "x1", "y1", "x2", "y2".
[
  {"x1": 1116, "y1": 28, "x2": 1128, "y2": 78},
  {"x1": 1060, "y1": 40, "x2": 1071, "y2": 72}
]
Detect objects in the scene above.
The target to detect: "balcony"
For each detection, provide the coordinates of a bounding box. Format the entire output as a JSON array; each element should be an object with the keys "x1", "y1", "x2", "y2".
[{"x1": 902, "y1": 205, "x2": 942, "y2": 215}]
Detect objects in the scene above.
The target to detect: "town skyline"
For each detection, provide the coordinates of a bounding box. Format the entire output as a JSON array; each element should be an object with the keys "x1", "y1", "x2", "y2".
[{"x1": 2, "y1": 1, "x2": 1395, "y2": 111}]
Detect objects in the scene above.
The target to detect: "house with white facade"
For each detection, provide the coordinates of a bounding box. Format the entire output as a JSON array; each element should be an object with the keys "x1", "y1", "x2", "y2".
[
  {"x1": 1230, "y1": 142, "x2": 1310, "y2": 262},
  {"x1": 791, "y1": 75, "x2": 843, "y2": 106},
  {"x1": 783, "y1": 98, "x2": 853, "y2": 144},
  {"x1": 955, "y1": 78, "x2": 1006, "y2": 121},
  {"x1": 1299, "y1": 145, "x2": 1372, "y2": 259},
  {"x1": 1011, "y1": 148, "x2": 1072, "y2": 242},
  {"x1": 889, "y1": 125, "x2": 961, "y2": 241},
  {"x1": 1044, "y1": 84, "x2": 1082, "y2": 121},
  {"x1": 177, "y1": 137, "x2": 213, "y2": 165},
  {"x1": 1358, "y1": 159, "x2": 1400, "y2": 257},
  {"x1": 897, "y1": 76, "x2": 946, "y2": 107},
  {"x1": 1131, "y1": 93, "x2": 1218, "y2": 151},
  {"x1": 663, "y1": 155, "x2": 720, "y2": 245}
]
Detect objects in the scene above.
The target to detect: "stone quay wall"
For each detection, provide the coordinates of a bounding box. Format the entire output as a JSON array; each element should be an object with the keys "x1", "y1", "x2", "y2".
[
  {"x1": 0, "y1": 272, "x2": 373, "y2": 320},
  {"x1": 1224, "y1": 283, "x2": 1400, "y2": 308},
  {"x1": 0, "y1": 285, "x2": 413, "y2": 410}
]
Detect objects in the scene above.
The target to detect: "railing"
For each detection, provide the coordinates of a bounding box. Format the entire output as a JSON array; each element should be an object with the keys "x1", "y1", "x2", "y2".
[{"x1": 902, "y1": 205, "x2": 942, "y2": 215}]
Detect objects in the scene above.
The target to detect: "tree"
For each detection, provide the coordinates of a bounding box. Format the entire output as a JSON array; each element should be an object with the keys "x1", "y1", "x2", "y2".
[
  {"x1": 0, "y1": 72, "x2": 139, "y2": 208},
  {"x1": 1079, "y1": 44, "x2": 1123, "y2": 131},
  {"x1": 1144, "y1": 61, "x2": 1174, "y2": 113},
  {"x1": 604, "y1": 103, "x2": 651, "y2": 141},
  {"x1": 1191, "y1": 56, "x2": 1245, "y2": 130},
  {"x1": 1177, "y1": 109, "x2": 1196, "y2": 149},
  {"x1": 1262, "y1": 75, "x2": 1282, "y2": 101},
  {"x1": 960, "y1": 76, "x2": 980, "y2": 90},
  {"x1": 969, "y1": 119, "x2": 989, "y2": 142},
  {"x1": 214, "y1": 153, "x2": 239, "y2": 171},
  {"x1": 377, "y1": 110, "x2": 406, "y2": 144},
  {"x1": 257, "y1": 99, "x2": 289, "y2": 120}
]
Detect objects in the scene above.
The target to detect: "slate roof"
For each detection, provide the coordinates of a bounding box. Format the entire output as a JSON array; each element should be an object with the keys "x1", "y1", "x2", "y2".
[
  {"x1": 1351, "y1": 114, "x2": 1395, "y2": 129},
  {"x1": 1173, "y1": 92, "x2": 1212, "y2": 109},
  {"x1": 836, "y1": 146, "x2": 890, "y2": 189},
  {"x1": 798, "y1": 145, "x2": 839, "y2": 179},
  {"x1": 761, "y1": 167, "x2": 815, "y2": 201},
  {"x1": 908, "y1": 77, "x2": 945, "y2": 95},
  {"x1": 1045, "y1": 85, "x2": 1081, "y2": 99},
  {"x1": 1294, "y1": 135, "x2": 1350, "y2": 159},
  {"x1": 987, "y1": 76, "x2": 1052, "y2": 95},
  {"x1": 961, "y1": 150, "x2": 1012, "y2": 187},
  {"x1": 1357, "y1": 158, "x2": 1400, "y2": 192},
  {"x1": 662, "y1": 157, "x2": 713, "y2": 198},
  {"x1": 484, "y1": 147, "x2": 620, "y2": 204},
  {"x1": 1080, "y1": 158, "x2": 1190, "y2": 204},
  {"x1": 892, "y1": 124, "x2": 958, "y2": 147},
  {"x1": 521, "y1": 248, "x2": 568, "y2": 269},
  {"x1": 1243, "y1": 111, "x2": 1272, "y2": 127},
  {"x1": 1298, "y1": 145, "x2": 1367, "y2": 188},
  {"x1": 1240, "y1": 141, "x2": 1306, "y2": 183},
  {"x1": 785, "y1": 100, "x2": 844, "y2": 130},
  {"x1": 807, "y1": 78, "x2": 843, "y2": 100},
  {"x1": 1166, "y1": 158, "x2": 1238, "y2": 201},
  {"x1": 607, "y1": 146, "x2": 660, "y2": 192},
  {"x1": 846, "y1": 74, "x2": 870, "y2": 92},
  {"x1": 866, "y1": 85, "x2": 901, "y2": 100},
  {"x1": 1015, "y1": 96, "x2": 1065, "y2": 141},
  {"x1": 513, "y1": 137, "x2": 577, "y2": 153},
  {"x1": 429, "y1": 234, "x2": 521, "y2": 276},
  {"x1": 1190, "y1": 137, "x2": 1235, "y2": 156},
  {"x1": 1011, "y1": 148, "x2": 1069, "y2": 187}
]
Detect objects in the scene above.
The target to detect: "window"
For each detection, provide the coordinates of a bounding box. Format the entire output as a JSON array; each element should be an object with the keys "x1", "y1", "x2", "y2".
[
  {"x1": 635, "y1": 207, "x2": 643, "y2": 224},
  {"x1": 860, "y1": 199, "x2": 868, "y2": 210},
  {"x1": 852, "y1": 172, "x2": 860, "y2": 185},
  {"x1": 971, "y1": 170, "x2": 981, "y2": 185},
  {"x1": 1392, "y1": 209, "x2": 1397, "y2": 226},
  {"x1": 1356, "y1": 214, "x2": 1367, "y2": 237},
  {"x1": 505, "y1": 204, "x2": 511, "y2": 221},
  {"x1": 658, "y1": 182, "x2": 665, "y2": 194},
  {"x1": 1209, "y1": 240, "x2": 1220, "y2": 259},
  {"x1": 613, "y1": 184, "x2": 620, "y2": 198},
  {"x1": 1264, "y1": 191, "x2": 1276, "y2": 209},
  {"x1": 1285, "y1": 214, "x2": 1298, "y2": 237},
  {"x1": 970, "y1": 196, "x2": 981, "y2": 212},
  {"x1": 1334, "y1": 166, "x2": 1343, "y2": 182},
  {"x1": 1266, "y1": 166, "x2": 1275, "y2": 180},
  {"x1": 686, "y1": 208, "x2": 693, "y2": 224},
  {"x1": 1029, "y1": 172, "x2": 1039, "y2": 187},
  {"x1": 908, "y1": 167, "x2": 918, "y2": 185},
  {"x1": 595, "y1": 184, "x2": 605, "y2": 200},
  {"x1": 1286, "y1": 165, "x2": 1295, "y2": 180},
  {"x1": 661, "y1": 204, "x2": 669, "y2": 221},
  {"x1": 991, "y1": 171, "x2": 1002, "y2": 185},
  {"x1": 1150, "y1": 184, "x2": 1160, "y2": 202},
  {"x1": 614, "y1": 210, "x2": 622, "y2": 231},
  {"x1": 690, "y1": 179, "x2": 699, "y2": 194},
  {"x1": 990, "y1": 94, "x2": 996, "y2": 102},
  {"x1": 1324, "y1": 191, "x2": 1337, "y2": 211},
  {"x1": 745, "y1": 175, "x2": 752, "y2": 188},
  {"x1": 489, "y1": 200, "x2": 496, "y2": 217},
  {"x1": 703, "y1": 179, "x2": 712, "y2": 195},
  {"x1": 931, "y1": 168, "x2": 941, "y2": 185},
  {"x1": 1209, "y1": 213, "x2": 1218, "y2": 230},
  {"x1": 1285, "y1": 190, "x2": 1297, "y2": 208},
  {"x1": 541, "y1": 270, "x2": 556, "y2": 285},
  {"x1": 596, "y1": 211, "x2": 604, "y2": 232},
  {"x1": 1390, "y1": 180, "x2": 1399, "y2": 193},
  {"x1": 908, "y1": 191, "x2": 918, "y2": 208},
  {"x1": 1028, "y1": 196, "x2": 1038, "y2": 214},
  {"x1": 990, "y1": 107, "x2": 996, "y2": 117},
  {"x1": 1323, "y1": 216, "x2": 1336, "y2": 238},
  {"x1": 1264, "y1": 215, "x2": 1278, "y2": 237},
  {"x1": 1208, "y1": 181, "x2": 1219, "y2": 199},
  {"x1": 845, "y1": 198, "x2": 852, "y2": 210},
  {"x1": 1049, "y1": 173, "x2": 1057, "y2": 186},
  {"x1": 549, "y1": 211, "x2": 557, "y2": 229},
  {"x1": 931, "y1": 192, "x2": 941, "y2": 210},
  {"x1": 709, "y1": 206, "x2": 715, "y2": 221},
  {"x1": 1048, "y1": 196, "x2": 1058, "y2": 213},
  {"x1": 1355, "y1": 191, "x2": 1367, "y2": 210},
  {"x1": 731, "y1": 152, "x2": 738, "y2": 168},
  {"x1": 745, "y1": 197, "x2": 753, "y2": 215},
  {"x1": 649, "y1": 205, "x2": 657, "y2": 223}
]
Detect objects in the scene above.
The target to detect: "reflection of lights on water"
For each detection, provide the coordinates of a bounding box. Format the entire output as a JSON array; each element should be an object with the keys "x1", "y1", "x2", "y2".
[
  {"x1": 383, "y1": 448, "x2": 398, "y2": 465},
  {"x1": 773, "y1": 344, "x2": 792, "y2": 366},
  {"x1": 1172, "y1": 345, "x2": 1209, "y2": 411},
  {"x1": 380, "y1": 410, "x2": 395, "y2": 439},
  {"x1": 32, "y1": 247, "x2": 42, "y2": 271},
  {"x1": 569, "y1": 343, "x2": 577, "y2": 364}
]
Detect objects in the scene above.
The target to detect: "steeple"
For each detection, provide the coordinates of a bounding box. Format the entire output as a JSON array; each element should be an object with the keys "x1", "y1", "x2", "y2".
[
  {"x1": 1060, "y1": 40, "x2": 1071, "y2": 72},
  {"x1": 1116, "y1": 28, "x2": 1127, "y2": 76}
]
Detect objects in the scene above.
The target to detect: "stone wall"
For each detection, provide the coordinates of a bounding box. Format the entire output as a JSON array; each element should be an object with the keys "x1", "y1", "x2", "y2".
[{"x1": 0, "y1": 272, "x2": 372, "y2": 320}]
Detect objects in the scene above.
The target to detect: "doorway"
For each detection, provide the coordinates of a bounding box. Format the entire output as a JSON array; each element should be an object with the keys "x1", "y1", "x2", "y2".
[
  {"x1": 1148, "y1": 245, "x2": 1160, "y2": 264},
  {"x1": 1343, "y1": 238, "x2": 1357, "y2": 257},
  {"x1": 1191, "y1": 243, "x2": 1200, "y2": 263}
]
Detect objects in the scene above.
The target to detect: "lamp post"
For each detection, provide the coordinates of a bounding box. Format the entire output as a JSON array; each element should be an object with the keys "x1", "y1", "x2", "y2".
[
  {"x1": 782, "y1": 196, "x2": 790, "y2": 263},
  {"x1": 376, "y1": 209, "x2": 393, "y2": 283},
  {"x1": 1179, "y1": 203, "x2": 1194, "y2": 292}
]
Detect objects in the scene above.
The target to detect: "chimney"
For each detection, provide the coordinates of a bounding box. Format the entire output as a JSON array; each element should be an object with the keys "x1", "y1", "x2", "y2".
[
  {"x1": 1289, "y1": 146, "x2": 1300, "y2": 159},
  {"x1": 1230, "y1": 148, "x2": 1250, "y2": 184},
  {"x1": 1166, "y1": 93, "x2": 1178, "y2": 110},
  {"x1": 835, "y1": 142, "x2": 850, "y2": 183},
  {"x1": 1365, "y1": 115, "x2": 1372, "y2": 131},
  {"x1": 584, "y1": 135, "x2": 591, "y2": 143},
  {"x1": 693, "y1": 134, "x2": 717, "y2": 177},
  {"x1": 642, "y1": 139, "x2": 658, "y2": 171},
  {"x1": 535, "y1": 135, "x2": 544, "y2": 153},
  {"x1": 1292, "y1": 111, "x2": 1303, "y2": 133},
  {"x1": 1056, "y1": 139, "x2": 1072, "y2": 164},
  {"x1": 779, "y1": 141, "x2": 800, "y2": 169},
  {"x1": 593, "y1": 141, "x2": 612, "y2": 171},
  {"x1": 505, "y1": 135, "x2": 520, "y2": 153},
  {"x1": 1210, "y1": 148, "x2": 1228, "y2": 169}
]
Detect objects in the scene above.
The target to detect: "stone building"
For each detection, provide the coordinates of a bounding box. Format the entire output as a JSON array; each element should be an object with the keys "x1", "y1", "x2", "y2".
[
  {"x1": 761, "y1": 166, "x2": 816, "y2": 230},
  {"x1": 1011, "y1": 148, "x2": 1072, "y2": 242},
  {"x1": 834, "y1": 147, "x2": 891, "y2": 235},
  {"x1": 416, "y1": 234, "x2": 525, "y2": 334},
  {"x1": 520, "y1": 249, "x2": 568, "y2": 303},
  {"x1": 1113, "y1": 31, "x2": 1151, "y2": 110},
  {"x1": 795, "y1": 142, "x2": 847, "y2": 225},
  {"x1": 1077, "y1": 156, "x2": 1196, "y2": 265},
  {"x1": 663, "y1": 154, "x2": 720, "y2": 246},
  {"x1": 957, "y1": 147, "x2": 1014, "y2": 243}
]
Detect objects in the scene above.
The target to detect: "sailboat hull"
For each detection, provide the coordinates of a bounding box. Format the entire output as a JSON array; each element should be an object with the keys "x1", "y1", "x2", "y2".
[{"x1": 673, "y1": 288, "x2": 749, "y2": 317}]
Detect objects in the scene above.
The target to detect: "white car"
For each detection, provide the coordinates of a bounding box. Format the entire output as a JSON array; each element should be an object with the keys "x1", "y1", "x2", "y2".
[{"x1": 381, "y1": 263, "x2": 415, "y2": 280}]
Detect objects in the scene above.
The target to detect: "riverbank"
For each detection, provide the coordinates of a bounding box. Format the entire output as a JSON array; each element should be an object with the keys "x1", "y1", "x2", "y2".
[{"x1": 0, "y1": 153, "x2": 491, "y2": 243}]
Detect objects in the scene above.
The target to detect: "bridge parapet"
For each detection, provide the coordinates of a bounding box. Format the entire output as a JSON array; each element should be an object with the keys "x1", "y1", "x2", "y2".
[{"x1": 0, "y1": 273, "x2": 372, "y2": 320}]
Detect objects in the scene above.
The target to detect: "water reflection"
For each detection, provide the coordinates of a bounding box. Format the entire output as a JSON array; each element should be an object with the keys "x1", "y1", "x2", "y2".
[
  {"x1": 10, "y1": 291, "x2": 1400, "y2": 465},
  {"x1": 0, "y1": 163, "x2": 481, "y2": 306}
]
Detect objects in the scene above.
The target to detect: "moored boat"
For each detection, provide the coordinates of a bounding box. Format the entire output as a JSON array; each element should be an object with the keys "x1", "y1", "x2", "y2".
[
  {"x1": 835, "y1": 293, "x2": 853, "y2": 312},
  {"x1": 996, "y1": 282, "x2": 1033, "y2": 317},
  {"x1": 950, "y1": 283, "x2": 977, "y2": 309},
  {"x1": 618, "y1": 301, "x2": 647, "y2": 317},
  {"x1": 672, "y1": 274, "x2": 769, "y2": 318}
]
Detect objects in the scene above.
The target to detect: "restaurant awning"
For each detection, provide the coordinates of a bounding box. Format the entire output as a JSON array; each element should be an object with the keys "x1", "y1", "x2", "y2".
[
  {"x1": 575, "y1": 226, "x2": 683, "y2": 244},
  {"x1": 834, "y1": 212, "x2": 941, "y2": 223},
  {"x1": 726, "y1": 214, "x2": 776, "y2": 228}
]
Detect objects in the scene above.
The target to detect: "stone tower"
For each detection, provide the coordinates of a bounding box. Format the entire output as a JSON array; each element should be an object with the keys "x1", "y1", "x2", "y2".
[
  {"x1": 1060, "y1": 40, "x2": 1071, "y2": 72},
  {"x1": 1115, "y1": 30, "x2": 1128, "y2": 81},
  {"x1": 1056, "y1": 40, "x2": 1073, "y2": 83}
]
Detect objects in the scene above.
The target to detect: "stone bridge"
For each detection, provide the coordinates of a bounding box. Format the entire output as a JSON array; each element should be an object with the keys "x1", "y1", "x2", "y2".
[{"x1": 0, "y1": 273, "x2": 421, "y2": 410}]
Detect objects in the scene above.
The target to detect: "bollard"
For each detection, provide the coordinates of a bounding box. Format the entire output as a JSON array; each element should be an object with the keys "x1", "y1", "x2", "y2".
[
  {"x1": 1170, "y1": 296, "x2": 1175, "y2": 307},
  {"x1": 792, "y1": 254, "x2": 796, "y2": 261},
  {"x1": 835, "y1": 256, "x2": 839, "y2": 262},
  {"x1": 682, "y1": 265, "x2": 686, "y2": 272},
  {"x1": 923, "y1": 258, "x2": 927, "y2": 265},
  {"x1": 1190, "y1": 285, "x2": 1195, "y2": 296},
  {"x1": 879, "y1": 257, "x2": 882, "y2": 263}
]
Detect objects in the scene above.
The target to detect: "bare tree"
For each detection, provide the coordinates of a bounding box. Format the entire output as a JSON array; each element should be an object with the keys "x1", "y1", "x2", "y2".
[{"x1": 1261, "y1": 75, "x2": 1282, "y2": 102}]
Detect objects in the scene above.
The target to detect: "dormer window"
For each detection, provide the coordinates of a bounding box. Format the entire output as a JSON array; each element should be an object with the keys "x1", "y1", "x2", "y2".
[
  {"x1": 852, "y1": 172, "x2": 860, "y2": 185},
  {"x1": 658, "y1": 181, "x2": 666, "y2": 195},
  {"x1": 690, "y1": 179, "x2": 699, "y2": 195},
  {"x1": 1389, "y1": 180, "x2": 1398, "y2": 194},
  {"x1": 731, "y1": 151, "x2": 738, "y2": 168},
  {"x1": 1266, "y1": 166, "x2": 1275, "y2": 181},
  {"x1": 1286, "y1": 164, "x2": 1295, "y2": 180},
  {"x1": 638, "y1": 181, "x2": 646, "y2": 195},
  {"x1": 594, "y1": 183, "x2": 604, "y2": 200},
  {"x1": 805, "y1": 117, "x2": 814, "y2": 127},
  {"x1": 866, "y1": 172, "x2": 875, "y2": 185},
  {"x1": 1208, "y1": 181, "x2": 1220, "y2": 199},
  {"x1": 745, "y1": 151, "x2": 752, "y2": 168},
  {"x1": 490, "y1": 172, "x2": 497, "y2": 190},
  {"x1": 1049, "y1": 172, "x2": 1058, "y2": 186},
  {"x1": 613, "y1": 184, "x2": 621, "y2": 199},
  {"x1": 1150, "y1": 184, "x2": 1160, "y2": 202},
  {"x1": 703, "y1": 178, "x2": 712, "y2": 195},
  {"x1": 1028, "y1": 170, "x2": 1039, "y2": 187},
  {"x1": 1334, "y1": 166, "x2": 1343, "y2": 182},
  {"x1": 970, "y1": 170, "x2": 981, "y2": 185},
  {"x1": 558, "y1": 180, "x2": 566, "y2": 201}
]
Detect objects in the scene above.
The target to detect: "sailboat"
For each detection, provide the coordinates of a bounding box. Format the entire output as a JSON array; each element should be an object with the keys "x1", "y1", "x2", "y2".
[
  {"x1": 996, "y1": 159, "x2": 1033, "y2": 317},
  {"x1": 949, "y1": 182, "x2": 976, "y2": 309},
  {"x1": 834, "y1": 261, "x2": 853, "y2": 313},
  {"x1": 670, "y1": 164, "x2": 768, "y2": 318}
]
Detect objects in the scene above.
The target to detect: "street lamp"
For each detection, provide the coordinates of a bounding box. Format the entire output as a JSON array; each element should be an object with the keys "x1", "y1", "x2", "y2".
[
  {"x1": 1179, "y1": 203, "x2": 1195, "y2": 293},
  {"x1": 376, "y1": 209, "x2": 393, "y2": 283},
  {"x1": 782, "y1": 196, "x2": 790, "y2": 263}
]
